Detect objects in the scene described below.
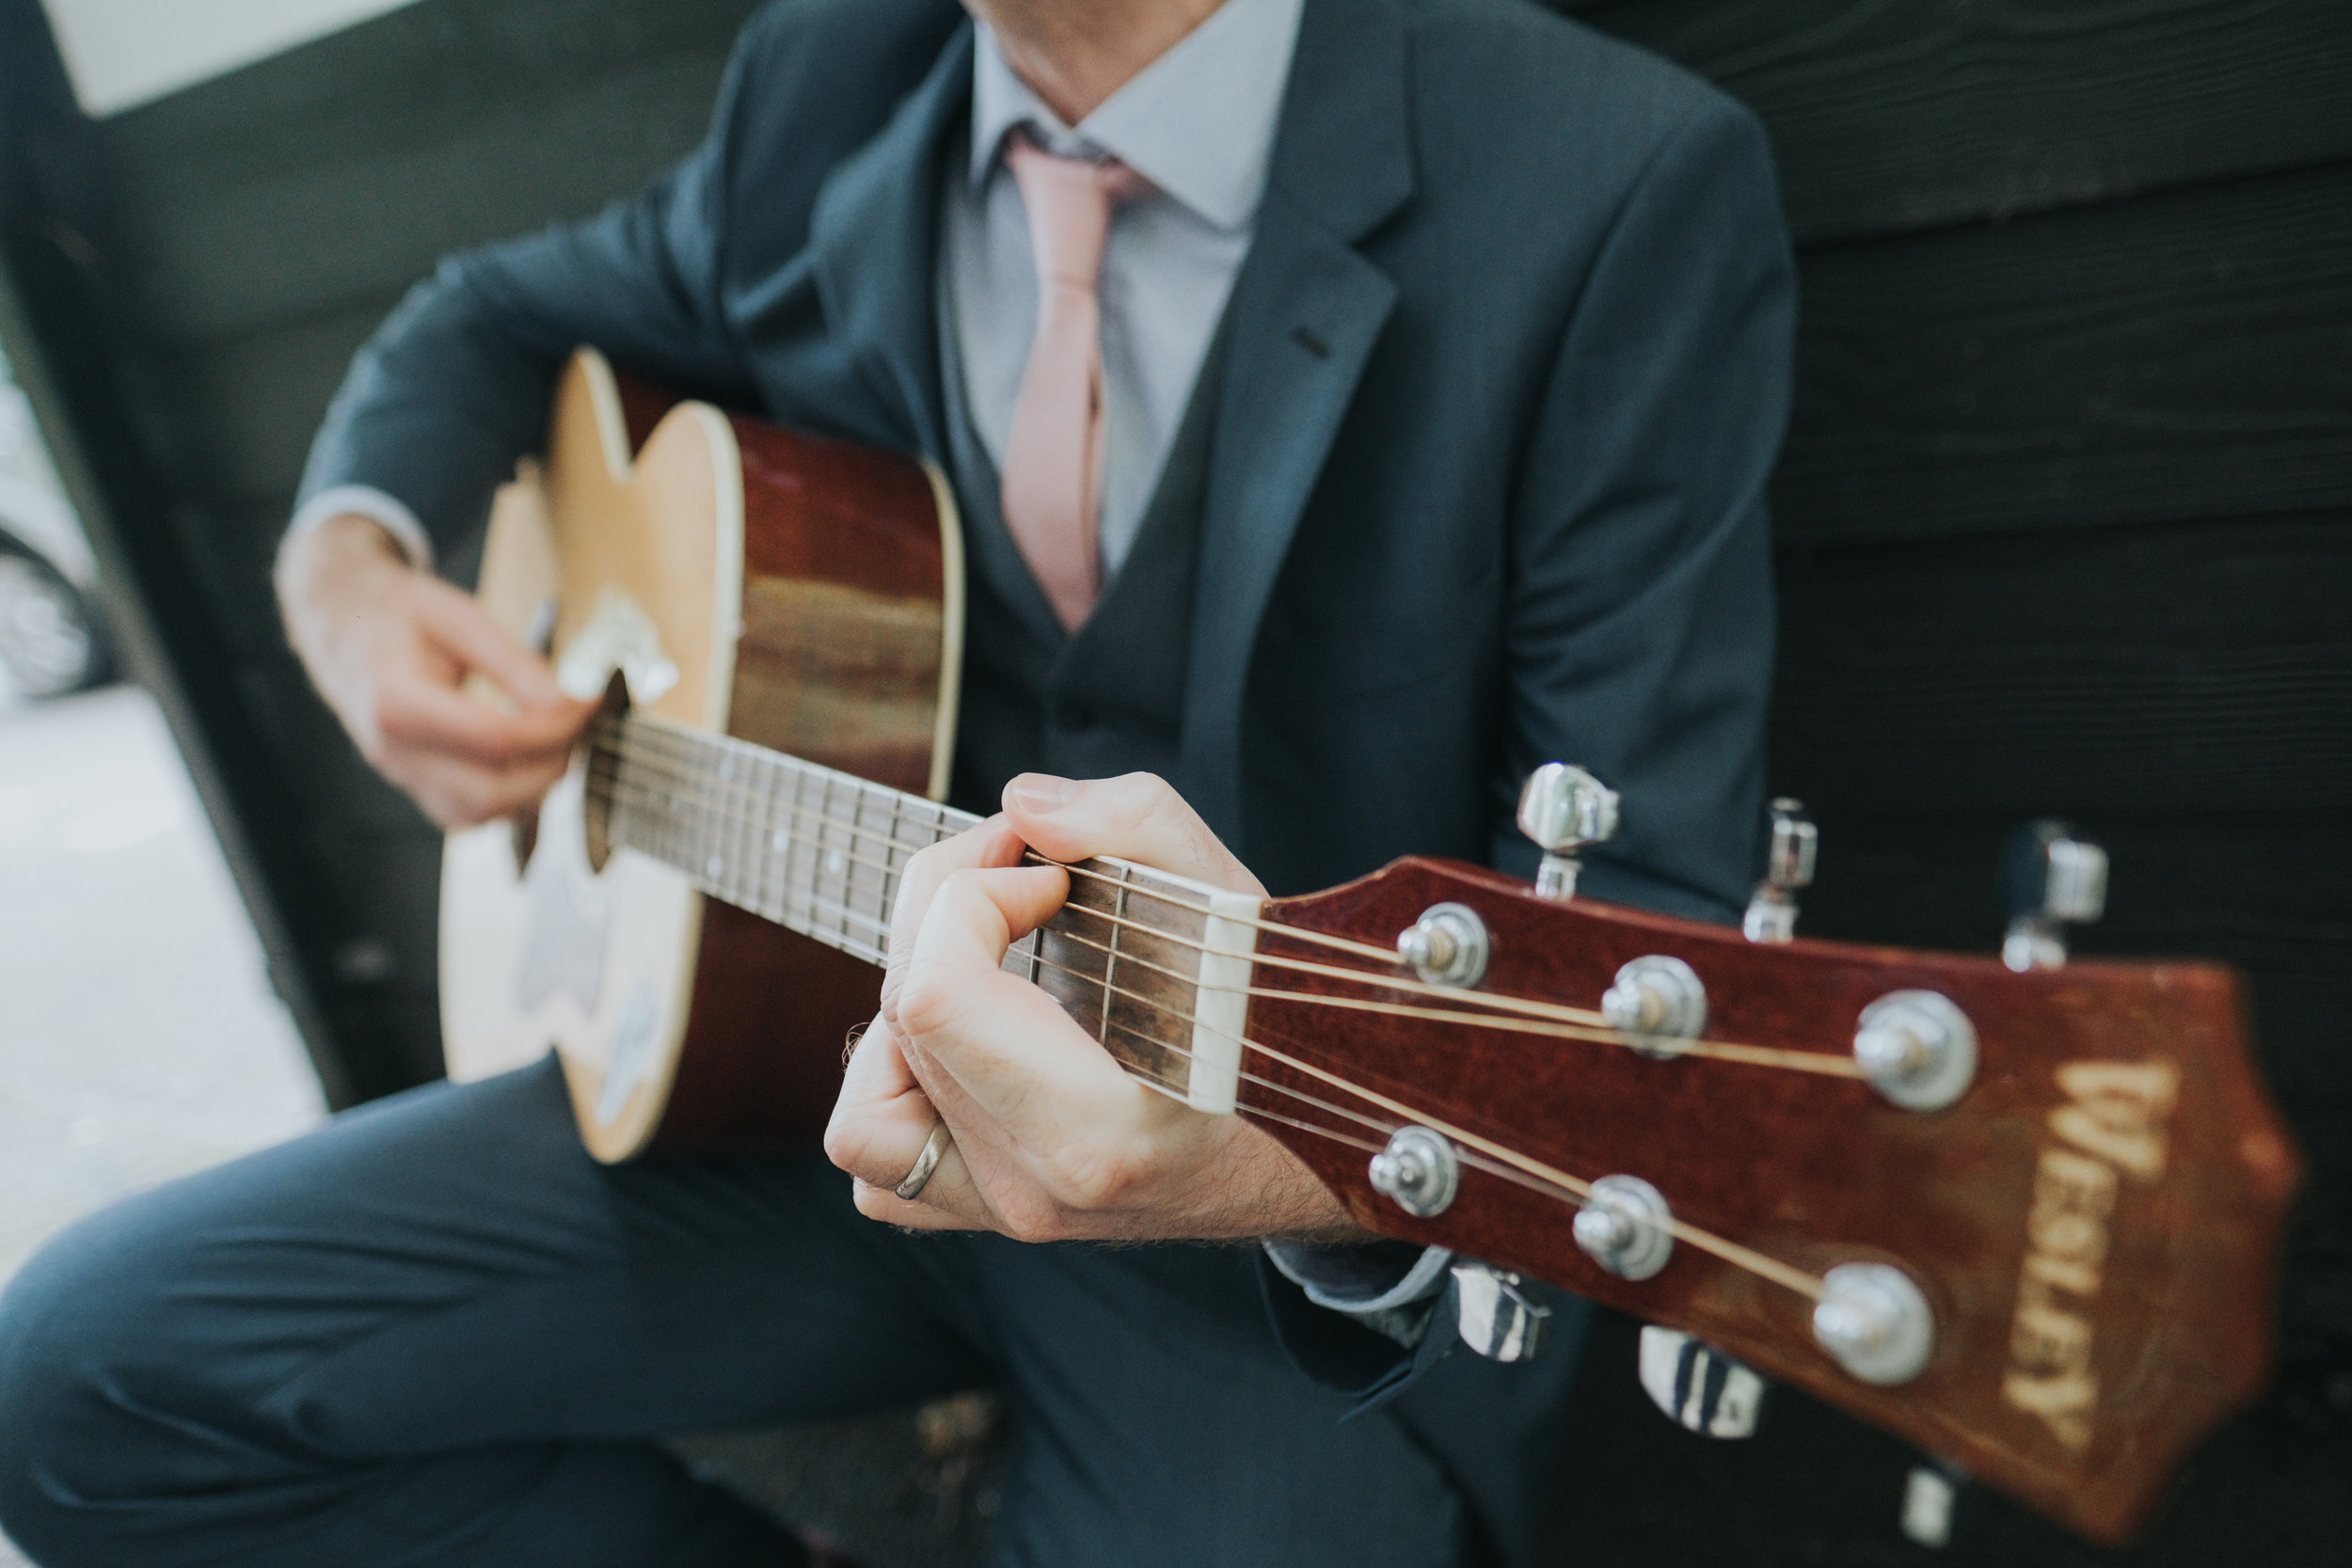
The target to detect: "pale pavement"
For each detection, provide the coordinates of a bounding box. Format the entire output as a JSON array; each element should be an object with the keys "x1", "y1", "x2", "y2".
[{"x1": 0, "y1": 677, "x2": 327, "y2": 1568}]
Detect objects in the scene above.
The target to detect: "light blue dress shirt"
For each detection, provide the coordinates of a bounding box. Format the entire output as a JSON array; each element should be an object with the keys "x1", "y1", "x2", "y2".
[{"x1": 946, "y1": 0, "x2": 1301, "y2": 577}]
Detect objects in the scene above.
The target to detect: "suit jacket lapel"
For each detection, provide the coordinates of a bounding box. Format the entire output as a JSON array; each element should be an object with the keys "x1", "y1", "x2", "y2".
[
  {"x1": 805, "y1": 22, "x2": 975, "y2": 465},
  {"x1": 1180, "y1": 0, "x2": 1414, "y2": 838}
]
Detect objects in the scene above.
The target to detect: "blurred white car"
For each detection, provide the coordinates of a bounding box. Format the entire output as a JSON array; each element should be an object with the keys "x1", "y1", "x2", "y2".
[{"x1": 0, "y1": 371, "x2": 109, "y2": 697}]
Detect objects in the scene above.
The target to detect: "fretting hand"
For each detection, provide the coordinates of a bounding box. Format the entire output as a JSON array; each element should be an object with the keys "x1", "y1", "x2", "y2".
[
  {"x1": 824, "y1": 772, "x2": 1364, "y2": 1243},
  {"x1": 277, "y1": 514, "x2": 595, "y2": 827}
]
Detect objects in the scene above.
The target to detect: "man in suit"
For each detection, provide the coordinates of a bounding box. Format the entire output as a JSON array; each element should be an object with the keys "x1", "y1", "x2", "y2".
[{"x1": 0, "y1": 0, "x2": 1792, "y2": 1564}]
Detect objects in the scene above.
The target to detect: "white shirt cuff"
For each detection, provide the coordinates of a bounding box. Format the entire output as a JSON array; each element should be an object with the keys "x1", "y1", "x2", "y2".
[
  {"x1": 1263, "y1": 1241, "x2": 1454, "y2": 1345},
  {"x1": 287, "y1": 484, "x2": 435, "y2": 572}
]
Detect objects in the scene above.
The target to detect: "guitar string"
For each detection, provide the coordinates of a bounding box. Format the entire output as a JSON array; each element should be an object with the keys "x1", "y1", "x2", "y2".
[
  {"x1": 605, "y1": 720, "x2": 1400, "y2": 964},
  {"x1": 595, "y1": 756, "x2": 1637, "y2": 1039},
  {"x1": 1096, "y1": 1006, "x2": 1613, "y2": 1208},
  {"x1": 591, "y1": 739, "x2": 1861, "y2": 1075},
  {"x1": 1013, "y1": 943, "x2": 1827, "y2": 1302},
  {"x1": 1035, "y1": 915, "x2": 1865, "y2": 1080},
  {"x1": 603, "y1": 721, "x2": 1706, "y2": 1034},
  {"x1": 589, "y1": 781, "x2": 1623, "y2": 1220},
  {"x1": 588, "y1": 748, "x2": 1827, "y2": 1300},
  {"x1": 902, "y1": 928, "x2": 1820, "y2": 1299}
]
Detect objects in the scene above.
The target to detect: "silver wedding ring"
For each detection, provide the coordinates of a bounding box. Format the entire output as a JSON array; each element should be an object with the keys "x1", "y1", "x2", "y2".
[{"x1": 894, "y1": 1121, "x2": 952, "y2": 1201}]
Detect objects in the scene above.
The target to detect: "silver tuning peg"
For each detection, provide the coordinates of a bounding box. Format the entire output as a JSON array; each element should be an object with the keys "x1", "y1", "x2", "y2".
[
  {"x1": 1453, "y1": 1261, "x2": 1551, "y2": 1362},
  {"x1": 1742, "y1": 798, "x2": 1817, "y2": 943},
  {"x1": 1638, "y1": 1326, "x2": 1767, "y2": 1439},
  {"x1": 1517, "y1": 764, "x2": 1618, "y2": 901},
  {"x1": 2001, "y1": 819, "x2": 2106, "y2": 972}
]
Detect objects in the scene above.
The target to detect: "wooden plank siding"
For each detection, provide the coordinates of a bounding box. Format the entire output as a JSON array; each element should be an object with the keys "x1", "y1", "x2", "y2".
[
  {"x1": 1567, "y1": 0, "x2": 2352, "y2": 244},
  {"x1": 1539, "y1": 4, "x2": 2352, "y2": 1561}
]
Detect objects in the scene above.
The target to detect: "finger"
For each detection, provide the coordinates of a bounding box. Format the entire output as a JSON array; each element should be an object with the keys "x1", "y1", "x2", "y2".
[
  {"x1": 827, "y1": 1022, "x2": 994, "y2": 1230},
  {"x1": 412, "y1": 578, "x2": 582, "y2": 714},
  {"x1": 388, "y1": 749, "x2": 572, "y2": 829},
  {"x1": 894, "y1": 864, "x2": 1142, "y2": 1149},
  {"x1": 374, "y1": 668, "x2": 588, "y2": 770},
  {"x1": 849, "y1": 1142, "x2": 989, "y2": 1230},
  {"x1": 1001, "y1": 772, "x2": 1264, "y2": 897},
  {"x1": 879, "y1": 816, "x2": 1028, "y2": 1019}
]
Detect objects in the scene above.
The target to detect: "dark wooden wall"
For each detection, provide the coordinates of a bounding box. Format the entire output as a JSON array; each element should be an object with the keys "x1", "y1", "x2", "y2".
[
  {"x1": 0, "y1": 0, "x2": 2343, "y2": 1560},
  {"x1": 0, "y1": 0, "x2": 767, "y2": 1101},
  {"x1": 1540, "y1": 2, "x2": 2352, "y2": 1562}
]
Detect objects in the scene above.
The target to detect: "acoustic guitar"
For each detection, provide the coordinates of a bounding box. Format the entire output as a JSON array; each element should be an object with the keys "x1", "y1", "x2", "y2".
[{"x1": 442, "y1": 348, "x2": 2298, "y2": 1545}]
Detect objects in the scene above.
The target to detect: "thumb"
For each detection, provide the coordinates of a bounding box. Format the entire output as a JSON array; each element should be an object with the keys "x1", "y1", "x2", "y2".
[{"x1": 415, "y1": 578, "x2": 580, "y2": 714}]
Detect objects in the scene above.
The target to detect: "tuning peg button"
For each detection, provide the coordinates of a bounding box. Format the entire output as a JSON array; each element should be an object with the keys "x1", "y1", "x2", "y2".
[
  {"x1": 1573, "y1": 1173, "x2": 1675, "y2": 1279},
  {"x1": 2003, "y1": 819, "x2": 2107, "y2": 972},
  {"x1": 1396, "y1": 903, "x2": 1489, "y2": 989},
  {"x1": 1813, "y1": 1262, "x2": 1935, "y2": 1386},
  {"x1": 1518, "y1": 764, "x2": 1619, "y2": 901},
  {"x1": 1601, "y1": 956, "x2": 1708, "y2": 1056},
  {"x1": 1853, "y1": 990, "x2": 1978, "y2": 1112},
  {"x1": 1454, "y1": 1262, "x2": 1551, "y2": 1362},
  {"x1": 1743, "y1": 798, "x2": 1817, "y2": 943},
  {"x1": 1368, "y1": 1125, "x2": 1459, "y2": 1217},
  {"x1": 1639, "y1": 1326, "x2": 1768, "y2": 1439}
]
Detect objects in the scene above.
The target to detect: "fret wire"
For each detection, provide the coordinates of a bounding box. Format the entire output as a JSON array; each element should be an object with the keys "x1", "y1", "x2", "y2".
[
  {"x1": 716, "y1": 745, "x2": 738, "y2": 910},
  {"x1": 771, "y1": 752, "x2": 800, "y2": 926},
  {"x1": 729, "y1": 744, "x2": 750, "y2": 911},
  {"x1": 857, "y1": 784, "x2": 881, "y2": 924},
  {"x1": 790, "y1": 757, "x2": 816, "y2": 934},
  {"x1": 747, "y1": 750, "x2": 769, "y2": 920},
  {"x1": 821, "y1": 771, "x2": 847, "y2": 951},
  {"x1": 1099, "y1": 863, "x2": 1132, "y2": 1052}
]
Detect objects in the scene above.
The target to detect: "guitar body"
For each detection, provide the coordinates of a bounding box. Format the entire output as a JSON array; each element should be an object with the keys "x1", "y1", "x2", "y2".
[{"x1": 439, "y1": 349, "x2": 961, "y2": 1160}]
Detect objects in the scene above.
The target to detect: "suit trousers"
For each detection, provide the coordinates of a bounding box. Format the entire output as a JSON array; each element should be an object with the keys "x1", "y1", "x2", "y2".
[{"x1": 0, "y1": 1054, "x2": 1495, "y2": 1568}]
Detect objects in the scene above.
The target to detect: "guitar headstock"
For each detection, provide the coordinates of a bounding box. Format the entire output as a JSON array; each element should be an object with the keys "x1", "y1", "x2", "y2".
[{"x1": 1239, "y1": 774, "x2": 2299, "y2": 1544}]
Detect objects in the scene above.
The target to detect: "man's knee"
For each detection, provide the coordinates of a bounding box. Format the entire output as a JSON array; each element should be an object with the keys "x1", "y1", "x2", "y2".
[{"x1": 0, "y1": 1193, "x2": 222, "y2": 1565}]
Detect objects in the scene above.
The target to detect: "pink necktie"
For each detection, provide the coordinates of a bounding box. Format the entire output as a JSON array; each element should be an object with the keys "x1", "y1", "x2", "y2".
[{"x1": 1000, "y1": 133, "x2": 1149, "y2": 632}]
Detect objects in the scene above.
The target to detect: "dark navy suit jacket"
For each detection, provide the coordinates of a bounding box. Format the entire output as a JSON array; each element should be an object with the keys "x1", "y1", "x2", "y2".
[
  {"x1": 304, "y1": 0, "x2": 1792, "y2": 915},
  {"x1": 299, "y1": 0, "x2": 1794, "y2": 1554}
]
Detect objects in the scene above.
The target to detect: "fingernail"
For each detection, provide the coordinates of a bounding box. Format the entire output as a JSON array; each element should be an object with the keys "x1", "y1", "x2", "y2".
[{"x1": 1009, "y1": 774, "x2": 1080, "y2": 814}]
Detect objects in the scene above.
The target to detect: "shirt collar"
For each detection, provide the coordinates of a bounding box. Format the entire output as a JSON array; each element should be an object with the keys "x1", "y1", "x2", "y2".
[{"x1": 968, "y1": 0, "x2": 1302, "y2": 232}]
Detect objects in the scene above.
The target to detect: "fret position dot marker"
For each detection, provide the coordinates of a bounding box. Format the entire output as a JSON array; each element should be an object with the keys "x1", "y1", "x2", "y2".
[
  {"x1": 772, "y1": 830, "x2": 790, "y2": 851},
  {"x1": 825, "y1": 850, "x2": 848, "y2": 876}
]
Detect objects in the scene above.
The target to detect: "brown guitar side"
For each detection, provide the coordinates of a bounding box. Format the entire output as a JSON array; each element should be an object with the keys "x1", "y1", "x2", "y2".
[
  {"x1": 440, "y1": 349, "x2": 960, "y2": 1158},
  {"x1": 655, "y1": 389, "x2": 963, "y2": 1151}
]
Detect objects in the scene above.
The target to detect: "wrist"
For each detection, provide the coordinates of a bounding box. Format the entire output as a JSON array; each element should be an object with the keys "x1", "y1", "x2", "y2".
[{"x1": 278, "y1": 511, "x2": 411, "y2": 614}]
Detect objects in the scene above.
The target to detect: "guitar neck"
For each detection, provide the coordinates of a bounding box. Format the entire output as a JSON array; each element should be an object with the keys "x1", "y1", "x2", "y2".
[
  {"x1": 587, "y1": 713, "x2": 1250, "y2": 1113},
  {"x1": 588, "y1": 711, "x2": 980, "y2": 968}
]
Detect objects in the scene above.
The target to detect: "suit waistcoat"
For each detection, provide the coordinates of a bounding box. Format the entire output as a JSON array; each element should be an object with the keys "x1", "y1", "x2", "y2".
[{"x1": 938, "y1": 284, "x2": 1231, "y2": 815}]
